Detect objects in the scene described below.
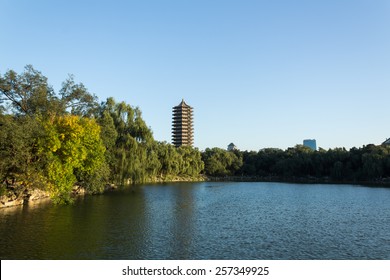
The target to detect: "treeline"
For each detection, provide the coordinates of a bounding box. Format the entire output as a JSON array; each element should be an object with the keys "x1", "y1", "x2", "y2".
[
  {"x1": 0, "y1": 65, "x2": 203, "y2": 203},
  {"x1": 202, "y1": 145, "x2": 390, "y2": 182},
  {"x1": 1, "y1": 66, "x2": 389, "y2": 204}
]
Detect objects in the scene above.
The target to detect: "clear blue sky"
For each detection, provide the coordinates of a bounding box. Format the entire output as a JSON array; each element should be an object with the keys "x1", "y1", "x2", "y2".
[{"x1": 1, "y1": 0, "x2": 389, "y2": 151}]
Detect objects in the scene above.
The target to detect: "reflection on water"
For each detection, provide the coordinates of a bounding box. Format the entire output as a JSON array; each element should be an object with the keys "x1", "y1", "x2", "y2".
[{"x1": 1, "y1": 182, "x2": 390, "y2": 259}]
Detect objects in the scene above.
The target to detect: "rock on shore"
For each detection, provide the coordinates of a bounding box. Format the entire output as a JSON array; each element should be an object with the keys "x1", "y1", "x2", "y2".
[{"x1": 0, "y1": 187, "x2": 50, "y2": 209}]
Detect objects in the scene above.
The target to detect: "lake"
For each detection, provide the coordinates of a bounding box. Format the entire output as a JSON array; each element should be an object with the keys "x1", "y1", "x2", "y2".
[{"x1": 1, "y1": 182, "x2": 390, "y2": 259}]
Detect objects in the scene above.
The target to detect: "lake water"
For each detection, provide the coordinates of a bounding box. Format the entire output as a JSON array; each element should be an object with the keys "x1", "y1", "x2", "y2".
[{"x1": 1, "y1": 182, "x2": 390, "y2": 259}]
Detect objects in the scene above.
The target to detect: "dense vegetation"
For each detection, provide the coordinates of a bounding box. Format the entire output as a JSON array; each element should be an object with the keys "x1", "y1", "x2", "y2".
[
  {"x1": 202, "y1": 144, "x2": 390, "y2": 183},
  {"x1": 1, "y1": 66, "x2": 389, "y2": 204},
  {"x1": 0, "y1": 66, "x2": 203, "y2": 203}
]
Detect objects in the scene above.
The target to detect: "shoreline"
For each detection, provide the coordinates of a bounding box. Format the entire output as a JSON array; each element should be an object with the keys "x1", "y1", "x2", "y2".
[
  {"x1": 206, "y1": 175, "x2": 390, "y2": 187},
  {"x1": 2, "y1": 175, "x2": 389, "y2": 209},
  {"x1": 0, "y1": 175, "x2": 207, "y2": 209}
]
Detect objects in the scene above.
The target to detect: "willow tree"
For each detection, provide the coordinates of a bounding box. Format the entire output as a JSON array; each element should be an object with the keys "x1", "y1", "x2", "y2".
[
  {"x1": 177, "y1": 146, "x2": 204, "y2": 177},
  {"x1": 98, "y1": 98, "x2": 155, "y2": 185}
]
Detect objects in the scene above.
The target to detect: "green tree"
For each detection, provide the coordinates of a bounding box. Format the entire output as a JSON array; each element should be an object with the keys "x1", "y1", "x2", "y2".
[
  {"x1": 0, "y1": 65, "x2": 60, "y2": 117},
  {"x1": 155, "y1": 141, "x2": 181, "y2": 177},
  {"x1": 202, "y1": 148, "x2": 242, "y2": 176},
  {"x1": 177, "y1": 146, "x2": 204, "y2": 176},
  {"x1": 0, "y1": 115, "x2": 46, "y2": 190},
  {"x1": 98, "y1": 98, "x2": 155, "y2": 185},
  {"x1": 361, "y1": 145, "x2": 386, "y2": 179},
  {"x1": 59, "y1": 75, "x2": 99, "y2": 117},
  {"x1": 0, "y1": 66, "x2": 98, "y2": 118}
]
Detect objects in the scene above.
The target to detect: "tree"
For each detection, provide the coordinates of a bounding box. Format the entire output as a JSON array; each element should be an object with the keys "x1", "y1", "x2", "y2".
[
  {"x1": 361, "y1": 145, "x2": 387, "y2": 179},
  {"x1": 177, "y1": 146, "x2": 204, "y2": 176},
  {"x1": 0, "y1": 115, "x2": 46, "y2": 190},
  {"x1": 202, "y1": 148, "x2": 242, "y2": 176},
  {"x1": 38, "y1": 115, "x2": 106, "y2": 203},
  {"x1": 155, "y1": 141, "x2": 181, "y2": 177},
  {"x1": 98, "y1": 98, "x2": 155, "y2": 185},
  {"x1": 0, "y1": 65, "x2": 60, "y2": 117},
  {"x1": 59, "y1": 75, "x2": 99, "y2": 117},
  {"x1": 0, "y1": 66, "x2": 99, "y2": 119}
]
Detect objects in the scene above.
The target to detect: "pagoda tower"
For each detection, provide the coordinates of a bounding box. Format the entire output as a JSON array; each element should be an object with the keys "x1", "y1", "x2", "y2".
[{"x1": 172, "y1": 99, "x2": 194, "y2": 147}]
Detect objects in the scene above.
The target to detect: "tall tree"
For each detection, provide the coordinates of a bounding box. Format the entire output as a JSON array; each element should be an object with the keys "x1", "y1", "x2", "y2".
[
  {"x1": 59, "y1": 75, "x2": 99, "y2": 117},
  {"x1": 98, "y1": 98, "x2": 155, "y2": 185},
  {"x1": 0, "y1": 65, "x2": 60, "y2": 117}
]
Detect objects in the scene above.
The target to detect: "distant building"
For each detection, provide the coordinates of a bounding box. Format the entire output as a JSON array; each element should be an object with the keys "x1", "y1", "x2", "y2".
[
  {"x1": 172, "y1": 99, "x2": 194, "y2": 147},
  {"x1": 382, "y1": 138, "x2": 390, "y2": 145},
  {"x1": 227, "y1": 143, "x2": 237, "y2": 151},
  {"x1": 303, "y1": 139, "x2": 317, "y2": 151}
]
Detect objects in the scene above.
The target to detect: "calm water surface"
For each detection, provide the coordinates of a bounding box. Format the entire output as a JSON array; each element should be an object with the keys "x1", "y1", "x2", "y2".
[{"x1": 1, "y1": 182, "x2": 390, "y2": 259}]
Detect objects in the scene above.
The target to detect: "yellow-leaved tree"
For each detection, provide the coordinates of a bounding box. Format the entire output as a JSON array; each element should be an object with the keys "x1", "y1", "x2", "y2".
[{"x1": 39, "y1": 115, "x2": 106, "y2": 203}]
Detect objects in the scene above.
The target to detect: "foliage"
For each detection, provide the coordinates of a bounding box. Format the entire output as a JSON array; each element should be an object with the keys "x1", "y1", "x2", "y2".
[
  {"x1": 59, "y1": 75, "x2": 99, "y2": 117},
  {"x1": 0, "y1": 114, "x2": 46, "y2": 189},
  {"x1": 97, "y1": 98, "x2": 204, "y2": 185},
  {"x1": 202, "y1": 148, "x2": 243, "y2": 176},
  {"x1": 3, "y1": 65, "x2": 390, "y2": 205},
  {"x1": 0, "y1": 65, "x2": 60, "y2": 117},
  {"x1": 0, "y1": 65, "x2": 98, "y2": 118},
  {"x1": 1, "y1": 66, "x2": 104, "y2": 203},
  {"x1": 38, "y1": 115, "x2": 106, "y2": 203},
  {"x1": 177, "y1": 145, "x2": 204, "y2": 176},
  {"x1": 226, "y1": 144, "x2": 390, "y2": 182},
  {"x1": 98, "y1": 98, "x2": 153, "y2": 184}
]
